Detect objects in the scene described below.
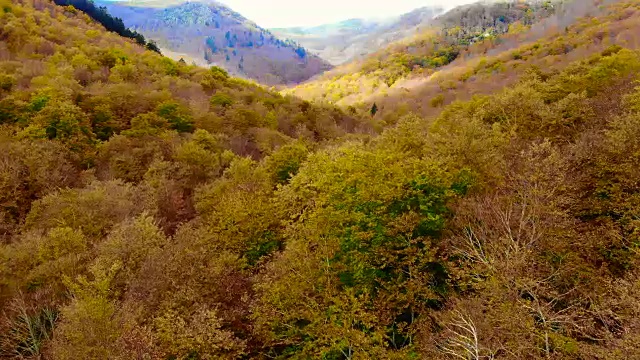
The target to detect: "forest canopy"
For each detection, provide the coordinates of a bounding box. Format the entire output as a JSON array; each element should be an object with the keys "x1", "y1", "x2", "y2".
[{"x1": 2, "y1": 0, "x2": 640, "y2": 359}]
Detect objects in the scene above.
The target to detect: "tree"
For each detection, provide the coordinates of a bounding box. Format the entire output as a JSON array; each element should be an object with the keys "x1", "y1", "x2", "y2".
[
  {"x1": 145, "y1": 40, "x2": 161, "y2": 53},
  {"x1": 155, "y1": 101, "x2": 194, "y2": 133},
  {"x1": 370, "y1": 102, "x2": 378, "y2": 116}
]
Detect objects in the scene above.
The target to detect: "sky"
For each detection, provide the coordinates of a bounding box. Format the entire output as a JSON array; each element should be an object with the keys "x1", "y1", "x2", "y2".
[{"x1": 216, "y1": 0, "x2": 477, "y2": 28}]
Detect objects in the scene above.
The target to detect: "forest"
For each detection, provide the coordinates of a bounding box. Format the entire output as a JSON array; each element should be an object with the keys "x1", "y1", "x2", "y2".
[
  {"x1": 288, "y1": 0, "x2": 558, "y2": 104},
  {"x1": 1, "y1": 0, "x2": 640, "y2": 359},
  {"x1": 53, "y1": 0, "x2": 161, "y2": 53}
]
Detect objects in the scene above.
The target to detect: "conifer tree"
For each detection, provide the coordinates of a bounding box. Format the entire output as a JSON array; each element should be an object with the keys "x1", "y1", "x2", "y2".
[{"x1": 370, "y1": 102, "x2": 378, "y2": 116}]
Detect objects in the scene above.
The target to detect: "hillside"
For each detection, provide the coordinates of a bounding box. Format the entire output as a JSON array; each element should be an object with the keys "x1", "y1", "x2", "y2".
[
  {"x1": 271, "y1": 6, "x2": 444, "y2": 65},
  {"x1": 288, "y1": 0, "x2": 567, "y2": 107},
  {"x1": 3, "y1": 0, "x2": 640, "y2": 359},
  {"x1": 95, "y1": 0, "x2": 333, "y2": 85},
  {"x1": 366, "y1": 0, "x2": 640, "y2": 121},
  {"x1": 0, "y1": 0, "x2": 363, "y2": 247},
  {"x1": 51, "y1": 0, "x2": 161, "y2": 52}
]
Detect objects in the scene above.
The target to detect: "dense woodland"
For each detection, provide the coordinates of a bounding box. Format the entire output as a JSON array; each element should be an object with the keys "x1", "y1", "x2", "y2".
[{"x1": 2, "y1": 0, "x2": 640, "y2": 359}]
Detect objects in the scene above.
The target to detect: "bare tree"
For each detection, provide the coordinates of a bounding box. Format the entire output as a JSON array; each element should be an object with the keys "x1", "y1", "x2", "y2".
[{"x1": 439, "y1": 311, "x2": 492, "y2": 360}]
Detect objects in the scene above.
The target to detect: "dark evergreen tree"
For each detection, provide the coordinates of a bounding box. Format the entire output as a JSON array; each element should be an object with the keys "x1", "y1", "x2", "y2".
[
  {"x1": 145, "y1": 40, "x2": 161, "y2": 54},
  {"x1": 370, "y1": 103, "x2": 378, "y2": 116},
  {"x1": 54, "y1": 0, "x2": 161, "y2": 53}
]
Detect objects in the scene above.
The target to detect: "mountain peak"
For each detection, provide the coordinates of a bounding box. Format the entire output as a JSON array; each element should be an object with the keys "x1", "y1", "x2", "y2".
[{"x1": 102, "y1": 0, "x2": 222, "y2": 7}]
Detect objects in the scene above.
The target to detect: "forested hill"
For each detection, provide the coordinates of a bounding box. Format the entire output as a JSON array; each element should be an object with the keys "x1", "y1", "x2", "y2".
[
  {"x1": 52, "y1": 0, "x2": 160, "y2": 52},
  {"x1": 95, "y1": 0, "x2": 333, "y2": 85},
  {"x1": 288, "y1": 0, "x2": 559, "y2": 105},
  {"x1": 289, "y1": 0, "x2": 632, "y2": 118},
  {"x1": 3, "y1": 0, "x2": 640, "y2": 359}
]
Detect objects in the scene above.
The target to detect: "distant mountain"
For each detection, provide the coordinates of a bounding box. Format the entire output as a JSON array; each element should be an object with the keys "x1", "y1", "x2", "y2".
[
  {"x1": 271, "y1": 6, "x2": 444, "y2": 65},
  {"x1": 95, "y1": 0, "x2": 332, "y2": 85}
]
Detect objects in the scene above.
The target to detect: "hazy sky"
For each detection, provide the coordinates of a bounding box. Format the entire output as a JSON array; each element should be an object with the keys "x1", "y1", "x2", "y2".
[{"x1": 217, "y1": 0, "x2": 477, "y2": 28}]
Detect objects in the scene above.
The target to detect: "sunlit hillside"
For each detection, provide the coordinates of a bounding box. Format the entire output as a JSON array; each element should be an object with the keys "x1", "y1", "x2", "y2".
[
  {"x1": 287, "y1": 0, "x2": 557, "y2": 104},
  {"x1": 289, "y1": 0, "x2": 640, "y2": 121},
  {"x1": 2, "y1": 0, "x2": 640, "y2": 359}
]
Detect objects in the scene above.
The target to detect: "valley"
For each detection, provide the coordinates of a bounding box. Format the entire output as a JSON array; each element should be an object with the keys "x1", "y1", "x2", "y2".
[
  {"x1": 271, "y1": 6, "x2": 444, "y2": 65},
  {"x1": 1, "y1": 0, "x2": 640, "y2": 359}
]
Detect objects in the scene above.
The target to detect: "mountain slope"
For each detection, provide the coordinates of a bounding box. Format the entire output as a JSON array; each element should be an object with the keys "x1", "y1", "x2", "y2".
[
  {"x1": 288, "y1": 0, "x2": 560, "y2": 103},
  {"x1": 52, "y1": 0, "x2": 161, "y2": 52},
  {"x1": 288, "y1": 0, "x2": 635, "y2": 115},
  {"x1": 0, "y1": 0, "x2": 362, "y2": 238},
  {"x1": 365, "y1": 0, "x2": 640, "y2": 120},
  {"x1": 271, "y1": 6, "x2": 444, "y2": 65},
  {"x1": 96, "y1": 0, "x2": 333, "y2": 85}
]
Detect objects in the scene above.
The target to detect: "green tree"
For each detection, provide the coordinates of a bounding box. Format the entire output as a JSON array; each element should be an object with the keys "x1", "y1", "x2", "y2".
[
  {"x1": 370, "y1": 103, "x2": 378, "y2": 116},
  {"x1": 156, "y1": 101, "x2": 194, "y2": 133}
]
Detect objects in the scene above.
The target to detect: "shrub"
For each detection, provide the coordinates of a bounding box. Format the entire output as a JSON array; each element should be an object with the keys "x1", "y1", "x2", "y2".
[
  {"x1": 0, "y1": 139, "x2": 80, "y2": 237},
  {"x1": 430, "y1": 94, "x2": 446, "y2": 108},
  {"x1": 156, "y1": 101, "x2": 194, "y2": 133},
  {"x1": 0, "y1": 297, "x2": 57, "y2": 358},
  {"x1": 264, "y1": 141, "x2": 309, "y2": 185},
  {"x1": 210, "y1": 92, "x2": 234, "y2": 108},
  {"x1": 0, "y1": 74, "x2": 16, "y2": 92},
  {"x1": 154, "y1": 307, "x2": 246, "y2": 359}
]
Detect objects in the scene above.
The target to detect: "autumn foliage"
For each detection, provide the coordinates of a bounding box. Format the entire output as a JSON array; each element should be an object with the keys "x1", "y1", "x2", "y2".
[{"x1": 2, "y1": 0, "x2": 640, "y2": 359}]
